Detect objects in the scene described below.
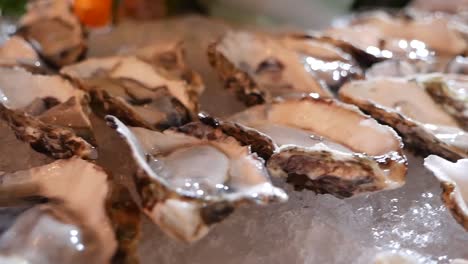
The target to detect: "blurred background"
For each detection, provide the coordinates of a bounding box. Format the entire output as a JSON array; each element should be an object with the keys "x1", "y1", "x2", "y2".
[{"x1": 0, "y1": 0, "x2": 414, "y2": 29}]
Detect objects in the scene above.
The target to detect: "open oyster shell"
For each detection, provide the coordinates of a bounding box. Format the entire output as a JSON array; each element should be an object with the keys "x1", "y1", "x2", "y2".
[
  {"x1": 107, "y1": 115, "x2": 287, "y2": 242},
  {"x1": 16, "y1": 0, "x2": 87, "y2": 68},
  {"x1": 0, "y1": 158, "x2": 140, "y2": 263},
  {"x1": 202, "y1": 96, "x2": 407, "y2": 198},
  {"x1": 0, "y1": 67, "x2": 95, "y2": 158},
  {"x1": 208, "y1": 31, "x2": 335, "y2": 105},
  {"x1": 339, "y1": 74, "x2": 468, "y2": 161},
  {"x1": 325, "y1": 11, "x2": 467, "y2": 67},
  {"x1": 61, "y1": 52, "x2": 201, "y2": 130},
  {"x1": 127, "y1": 41, "x2": 205, "y2": 97},
  {"x1": 0, "y1": 36, "x2": 48, "y2": 73},
  {"x1": 424, "y1": 155, "x2": 468, "y2": 231}
]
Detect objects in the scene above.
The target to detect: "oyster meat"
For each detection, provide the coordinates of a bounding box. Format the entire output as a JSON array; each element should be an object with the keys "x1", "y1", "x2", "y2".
[
  {"x1": 208, "y1": 31, "x2": 332, "y2": 105},
  {"x1": 279, "y1": 34, "x2": 363, "y2": 91},
  {"x1": 204, "y1": 96, "x2": 407, "y2": 198},
  {"x1": 16, "y1": 0, "x2": 87, "y2": 68},
  {"x1": 424, "y1": 155, "x2": 468, "y2": 230},
  {"x1": 61, "y1": 54, "x2": 200, "y2": 130},
  {"x1": 107, "y1": 116, "x2": 287, "y2": 242},
  {"x1": 339, "y1": 74, "x2": 468, "y2": 161},
  {"x1": 0, "y1": 67, "x2": 95, "y2": 158},
  {"x1": 0, "y1": 158, "x2": 140, "y2": 263},
  {"x1": 325, "y1": 11, "x2": 466, "y2": 66},
  {"x1": 127, "y1": 41, "x2": 205, "y2": 97},
  {"x1": 0, "y1": 36, "x2": 46, "y2": 73},
  {"x1": 0, "y1": 158, "x2": 114, "y2": 263}
]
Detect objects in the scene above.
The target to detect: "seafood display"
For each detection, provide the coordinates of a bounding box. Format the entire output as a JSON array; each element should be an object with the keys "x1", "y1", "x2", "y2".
[
  {"x1": 0, "y1": 0, "x2": 466, "y2": 263},
  {"x1": 339, "y1": 74, "x2": 468, "y2": 161},
  {"x1": 201, "y1": 96, "x2": 406, "y2": 198}
]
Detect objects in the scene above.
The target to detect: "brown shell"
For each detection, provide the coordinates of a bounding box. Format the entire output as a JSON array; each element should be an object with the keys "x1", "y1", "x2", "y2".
[
  {"x1": 207, "y1": 42, "x2": 266, "y2": 106},
  {"x1": 200, "y1": 96, "x2": 407, "y2": 198},
  {"x1": 0, "y1": 104, "x2": 96, "y2": 159},
  {"x1": 339, "y1": 92, "x2": 467, "y2": 161},
  {"x1": 440, "y1": 181, "x2": 468, "y2": 231}
]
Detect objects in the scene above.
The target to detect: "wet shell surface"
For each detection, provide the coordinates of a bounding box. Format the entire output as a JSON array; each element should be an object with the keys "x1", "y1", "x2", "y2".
[
  {"x1": 106, "y1": 115, "x2": 287, "y2": 242},
  {"x1": 0, "y1": 158, "x2": 140, "y2": 263},
  {"x1": 202, "y1": 96, "x2": 407, "y2": 198},
  {"x1": 61, "y1": 51, "x2": 201, "y2": 131},
  {"x1": 424, "y1": 155, "x2": 468, "y2": 231},
  {"x1": 339, "y1": 74, "x2": 468, "y2": 161},
  {"x1": 0, "y1": 67, "x2": 95, "y2": 158},
  {"x1": 325, "y1": 11, "x2": 467, "y2": 62},
  {"x1": 16, "y1": 0, "x2": 87, "y2": 68},
  {"x1": 208, "y1": 31, "x2": 334, "y2": 105}
]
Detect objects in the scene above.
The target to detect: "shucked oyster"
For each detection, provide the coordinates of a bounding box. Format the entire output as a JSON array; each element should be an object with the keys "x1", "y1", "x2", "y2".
[
  {"x1": 107, "y1": 116, "x2": 287, "y2": 242},
  {"x1": 0, "y1": 36, "x2": 47, "y2": 73},
  {"x1": 208, "y1": 31, "x2": 333, "y2": 105},
  {"x1": 16, "y1": 0, "x2": 87, "y2": 68},
  {"x1": 340, "y1": 74, "x2": 468, "y2": 161},
  {"x1": 61, "y1": 53, "x2": 200, "y2": 130},
  {"x1": 424, "y1": 155, "x2": 468, "y2": 230},
  {"x1": 0, "y1": 158, "x2": 140, "y2": 263},
  {"x1": 128, "y1": 41, "x2": 205, "y2": 97},
  {"x1": 325, "y1": 11, "x2": 466, "y2": 66},
  {"x1": 0, "y1": 67, "x2": 95, "y2": 158},
  {"x1": 202, "y1": 96, "x2": 407, "y2": 198},
  {"x1": 279, "y1": 34, "x2": 363, "y2": 92}
]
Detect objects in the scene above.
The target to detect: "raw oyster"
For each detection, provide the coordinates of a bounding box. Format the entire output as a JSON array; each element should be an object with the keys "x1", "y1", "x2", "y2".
[
  {"x1": 16, "y1": 0, "x2": 87, "y2": 68},
  {"x1": 0, "y1": 157, "x2": 140, "y2": 263},
  {"x1": 128, "y1": 42, "x2": 205, "y2": 97},
  {"x1": 61, "y1": 54, "x2": 200, "y2": 130},
  {"x1": 422, "y1": 74, "x2": 468, "y2": 130},
  {"x1": 279, "y1": 34, "x2": 363, "y2": 91},
  {"x1": 208, "y1": 31, "x2": 332, "y2": 105},
  {"x1": 325, "y1": 11, "x2": 466, "y2": 66},
  {"x1": 202, "y1": 96, "x2": 407, "y2": 198},
  {"x1": 0, "y1": 36, "x2": 46, "y2": 73},
  {"x1": 0, "y1": 67, "x2": 84, "y2": 110},
  {"x1": 106, "y1": 116, "x2": 287, "y2": 242},
  {"x1": 0, "y1": 67, "x2": 95, "y2": 158},
  {"x1": 424, "y1": 155, "x2": 468, "y2": 230},
  {"x1": 447, "y1": 56, "x2": 468, "y2": 75},
  {"x1": 339, "y1": 74, "x2": 468, "y2": 161}
]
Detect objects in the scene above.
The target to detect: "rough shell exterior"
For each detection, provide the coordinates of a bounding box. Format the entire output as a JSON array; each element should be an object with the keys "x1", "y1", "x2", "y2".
[
  {"x1": 0, "y1": 104, "x2": 96, "y2": 159},
  {"x1": 201, "y1": 96, "x2": 407, "y2": 198}
]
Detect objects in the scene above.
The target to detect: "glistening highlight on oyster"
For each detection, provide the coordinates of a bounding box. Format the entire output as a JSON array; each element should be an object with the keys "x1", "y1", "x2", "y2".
[
  {"x1": 106, "y1": 115, "x2": 287, "y2": 242},
  {"x1": 208, "y1": 31, "x2": 334, "y2": 105},
  {"x1": 325, "y1": 11, "x2": 467, "y2": 64},
  {"x1": 0, "y1": 158, "x2": 141, "y2": 263},
  {"x1": 339, "y1": 74, "x2": 468, "y2": 161},
  {"x1": 424, "y1": 155, "x2": 468, "y2": 231},
  {"x1": 0, "y1": 67, "x2": 96, "y2": 159},
  {"x1": 202, "y1": 95, "x2": 407, "y2": 198}
]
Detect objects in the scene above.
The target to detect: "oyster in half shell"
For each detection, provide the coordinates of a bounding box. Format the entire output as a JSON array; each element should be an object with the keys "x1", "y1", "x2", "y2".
[
  {"x1": 0, "y1": 67, "x2": 95, "y2": 158},
  {"x1": 339, "y1": 74, "x2": 468, "y2": 161},
  {"x1": 325, "y1": 11, "x2": 466, "y2": 66},
  {"x1": 203, "y1": 96, "x2": 407, "y2": 198},
  {"x1": 424, "y1": 155, "x2": 468, "y2": 230},
  {"x1": 0, "y1": 158, "x2": 140, "y2": 263},
  {"x1": 61, "y1": 53, "x2": 200, "y2": 130},
  {"x1": 279, "y1": 34, "x2": 363, "y2": 92},
  {"x1": 208, "y1": 31, "x2": 333, "y2": 105},
  {"x1": 128, "y1": 41, "x2": 205, "y2": 97},
  {"x1": 16, "y1": 0, "x2": 87, "y2": 68},
  {"x1": 107, "y1": 116, "x2": 287, "y2": 242},
  {"x1": 0, "y1": 36, "x2": 47, "y2": 73}
]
